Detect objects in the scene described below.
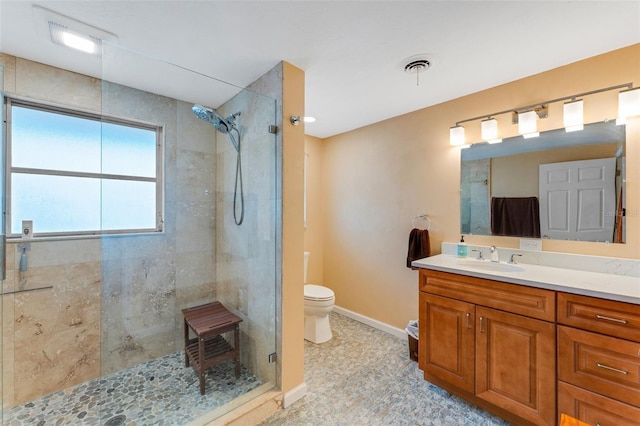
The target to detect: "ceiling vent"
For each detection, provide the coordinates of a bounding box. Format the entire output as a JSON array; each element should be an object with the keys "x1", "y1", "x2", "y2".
[{"x1": 402, "y1": 57, "x2": 431, "y2": 86}]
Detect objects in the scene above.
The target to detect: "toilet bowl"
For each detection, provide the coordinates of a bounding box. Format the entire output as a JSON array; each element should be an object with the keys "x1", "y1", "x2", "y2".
[{"x1": 304, "y1": 252, "x2": 335, "y2": 344}]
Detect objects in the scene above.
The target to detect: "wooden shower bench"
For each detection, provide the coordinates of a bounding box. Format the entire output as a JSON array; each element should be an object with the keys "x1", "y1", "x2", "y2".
[{"x1": 182, "y1": 301, "x2": 243, "y2": 395}]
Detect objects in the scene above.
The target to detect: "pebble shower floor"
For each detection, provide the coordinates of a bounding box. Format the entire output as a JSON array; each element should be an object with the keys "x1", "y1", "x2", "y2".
[{"x1": 4, "y1": 351, "x2": 262, "y2": 425}]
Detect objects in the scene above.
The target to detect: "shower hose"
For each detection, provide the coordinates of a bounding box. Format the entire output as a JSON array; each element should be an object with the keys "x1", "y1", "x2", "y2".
[{"x1": 230, "y1": 129, "x2": 244, "y2": 226}]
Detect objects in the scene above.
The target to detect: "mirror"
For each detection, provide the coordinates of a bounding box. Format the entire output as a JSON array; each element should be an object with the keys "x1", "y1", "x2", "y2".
[{"x1": 461, "y1": 121, "x2": 626, "y2": 243}]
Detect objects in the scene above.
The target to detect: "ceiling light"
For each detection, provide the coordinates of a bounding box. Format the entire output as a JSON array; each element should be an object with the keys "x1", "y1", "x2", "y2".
[
  {"x1": 34, "y1": 5, "x2": 117, "y2": 56},
  {"x1": 481, "y1": 118, "x2": 502, "y2": 144},
  {"x1": 62, "y1": 32, "x2": 96, "y2": 53},
  {"x1": 518, "y1": 110, "x2": 539, "y2": 138},
  {"x1": 303, "y1": 116, "x2": 316, "y2": 123},
  {"x1": 563, "y1": 99, "x2": 584, "y2": 132},
  {"x1": 49, "y1": 22, "x2": 98, "y2": 54},
  {"x1": 450, "y1": 125, "x2": 465, "y2": 146},
  {"x1": 617, "y1": 87, "x2": 640, "y2": 125}
]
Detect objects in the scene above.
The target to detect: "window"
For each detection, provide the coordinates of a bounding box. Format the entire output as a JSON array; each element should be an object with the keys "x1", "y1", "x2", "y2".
[{"x1": 6, "y1": 98, "x2": 163, "y2": 237}]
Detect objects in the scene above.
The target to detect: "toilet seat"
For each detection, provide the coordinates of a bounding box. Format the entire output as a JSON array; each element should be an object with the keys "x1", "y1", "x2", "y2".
[{"x1": 304, "y1": 284, "x2": 334, "y2": 301}]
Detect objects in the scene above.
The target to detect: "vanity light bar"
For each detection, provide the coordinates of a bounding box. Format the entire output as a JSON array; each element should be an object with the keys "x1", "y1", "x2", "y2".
[{"x1": 450, "y1": 83, "x2": 639, "y2": 146}]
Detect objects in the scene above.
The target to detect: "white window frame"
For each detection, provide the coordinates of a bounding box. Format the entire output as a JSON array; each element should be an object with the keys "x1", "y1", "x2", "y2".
[{"x1": 5, "y1": 96, "x2": 164, "y2": 238}]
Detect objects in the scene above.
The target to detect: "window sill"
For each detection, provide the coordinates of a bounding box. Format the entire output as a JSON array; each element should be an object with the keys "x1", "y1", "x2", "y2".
[{"x1": 6, "y1": 230, "x2": 165, "y2": 244}]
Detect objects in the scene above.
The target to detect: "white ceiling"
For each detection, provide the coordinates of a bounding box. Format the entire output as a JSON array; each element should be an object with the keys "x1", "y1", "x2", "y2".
[{"x1": 1, "y1": 1, "x2": 639, "y2": 138}]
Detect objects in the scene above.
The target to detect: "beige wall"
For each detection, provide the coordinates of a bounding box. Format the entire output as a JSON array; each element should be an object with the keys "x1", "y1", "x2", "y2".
[
  {"x1": 318, "y1": 44, "x2": 640, "y2": 330},
  {"x1": 279, "y1": 62, "x2": 306, "y2": 398},
  {"x1": 303, "y1": 135, "x2": 324, "y2": 284}
]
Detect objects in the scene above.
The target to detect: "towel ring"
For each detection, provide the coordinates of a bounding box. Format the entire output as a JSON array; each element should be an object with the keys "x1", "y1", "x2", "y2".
[{"x1": 412, "y1": 214, "x2": 431, "y2": 230}]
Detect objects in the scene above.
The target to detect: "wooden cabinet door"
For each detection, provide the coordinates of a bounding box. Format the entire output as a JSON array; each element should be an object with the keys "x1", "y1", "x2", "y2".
[
  {"x1": 419, "y1": 292, "x2": 475, "y2": 393},
  {"x1": 476, "y1": 307, "x2": 556, "y2": 426}
]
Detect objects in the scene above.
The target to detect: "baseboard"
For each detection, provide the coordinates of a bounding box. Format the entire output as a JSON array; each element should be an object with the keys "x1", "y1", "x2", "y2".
[
  {"x1": 282, "y1": 382, "x2": 308, "y2": 408},
  {"x1": 333, "y1": 305, "x2": 407, "y2": 339}
]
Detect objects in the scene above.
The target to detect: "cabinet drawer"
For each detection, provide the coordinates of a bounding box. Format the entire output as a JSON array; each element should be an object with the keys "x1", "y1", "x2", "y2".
[
  {"x1": 558, "y1": 381, "x2": 640, "y2": 426},
  {"x1": 558, "y1": 325, "x2": 640, "y2": 407},
  {"x1": 558, "y1": 292, "x2": 640, "y2": 342},
  {"x1": 420, "y1": 269, "x2": 555, "y2": 321}
]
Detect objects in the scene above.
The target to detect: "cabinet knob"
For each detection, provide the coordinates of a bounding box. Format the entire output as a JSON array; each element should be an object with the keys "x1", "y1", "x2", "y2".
[
  {"x1": 466, "y1": 312, "x2": 471, "y2": 329},
  {"x1": 479, "y1": 316, "x2": 484, "y2": 333}
]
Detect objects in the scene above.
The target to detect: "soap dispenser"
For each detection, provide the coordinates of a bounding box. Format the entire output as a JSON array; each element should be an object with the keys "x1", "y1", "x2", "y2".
[{"x1": 457, "y1": 236, "x2": 468, "y2": 257}]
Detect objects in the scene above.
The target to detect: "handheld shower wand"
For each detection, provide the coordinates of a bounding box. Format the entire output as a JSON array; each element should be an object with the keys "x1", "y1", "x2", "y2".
[{"x1": 192, "y1": 104, "x2": 244, "y2": 225}]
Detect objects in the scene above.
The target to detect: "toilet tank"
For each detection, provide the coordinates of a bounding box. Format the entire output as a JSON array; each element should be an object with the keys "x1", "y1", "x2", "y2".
[{"x1": 304, "y1": 252, "x2": 310, "y2": 284}]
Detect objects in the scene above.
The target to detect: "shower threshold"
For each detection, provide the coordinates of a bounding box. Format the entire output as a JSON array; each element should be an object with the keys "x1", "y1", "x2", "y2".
[{"x1": 4, "y1": 351, "x2": 264, "y2": 425}]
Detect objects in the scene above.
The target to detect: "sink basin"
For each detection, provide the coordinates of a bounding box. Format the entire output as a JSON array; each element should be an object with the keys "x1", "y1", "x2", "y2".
[{"x1": 456, "y1": 259, "x2": 524, "y2": 273}]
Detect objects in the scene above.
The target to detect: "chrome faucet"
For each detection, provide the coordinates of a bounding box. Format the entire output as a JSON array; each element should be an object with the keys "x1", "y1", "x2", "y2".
[
  {"x1": 509, "y1": 253, "x2": 523, "y2": 264},
  {"x1": 471, "y1": 249, "x2": 484, "y2": 260},
  {"x1": 490, "y1": 246, "x2": 499, "y2": 262}
]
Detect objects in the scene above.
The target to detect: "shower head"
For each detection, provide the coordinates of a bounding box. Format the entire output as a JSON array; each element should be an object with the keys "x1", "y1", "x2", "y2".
[
  {"x1": 192, "y1": 104, "x2": 240, "y2": 135},
  {"x1": 192, "y1": 104, "x2": 217, "y2": 122},
  {"x1": 192, "y1": 104, "x2": 241, "y2": 152}
]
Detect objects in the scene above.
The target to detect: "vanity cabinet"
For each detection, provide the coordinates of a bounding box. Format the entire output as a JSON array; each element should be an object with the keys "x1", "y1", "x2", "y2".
[
  {"x1": 419, "y1": 269, "x2": 556, "y2": 426},
  {"x1": 418, "y1": 268, "x2": 640, "y2": 425},
  {"x1": 557, "y1": 292, "x2": 640, "y2": 425}
]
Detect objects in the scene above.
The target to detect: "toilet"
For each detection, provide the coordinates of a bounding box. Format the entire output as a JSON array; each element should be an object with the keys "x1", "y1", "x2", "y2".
[{"x1": 304, "y1": 252, "x2": 335, "y2": 344}]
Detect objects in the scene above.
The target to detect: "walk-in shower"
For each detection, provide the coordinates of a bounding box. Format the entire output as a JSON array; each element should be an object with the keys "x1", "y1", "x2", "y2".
[
  {"x1": 193, "y1": 104, "x2": 245, "y2": 225},
  {"x1": 0, "y1": 38, "x2": 277, "y2": 425}
]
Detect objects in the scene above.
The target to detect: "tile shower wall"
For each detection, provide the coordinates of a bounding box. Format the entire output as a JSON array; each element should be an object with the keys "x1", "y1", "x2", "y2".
[
  {"x1": 3, "y1": 240, "x2": 102, "y2": 406},
  {"x1": 215, "y1": 83, "x2": 278, "y2": 386},
  {"x1": 0, "y1": 54, "x2": 218, "y2": 407}
]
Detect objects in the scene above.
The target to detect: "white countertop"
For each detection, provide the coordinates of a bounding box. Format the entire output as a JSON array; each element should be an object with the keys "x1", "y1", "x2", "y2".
[{"x1": 412, "y1": 254, "x2": 640, "y2": 305}]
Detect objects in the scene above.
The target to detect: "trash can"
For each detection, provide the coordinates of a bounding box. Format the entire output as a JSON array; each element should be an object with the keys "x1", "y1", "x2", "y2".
[{"x1": 405, "y1": 320, "x2": 418, "y2": 362}]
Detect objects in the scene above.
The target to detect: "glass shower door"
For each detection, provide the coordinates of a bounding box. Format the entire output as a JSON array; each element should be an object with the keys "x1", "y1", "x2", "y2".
[
  {"x1": 0, "y1": 38, "x2": 277, "y2": 426},
  {"x1": 0, "y1": 62, "x2": 5, "y2": 426},
  {"x1": 99, "y1": 42, "x2": 278, "y2": 424}
]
